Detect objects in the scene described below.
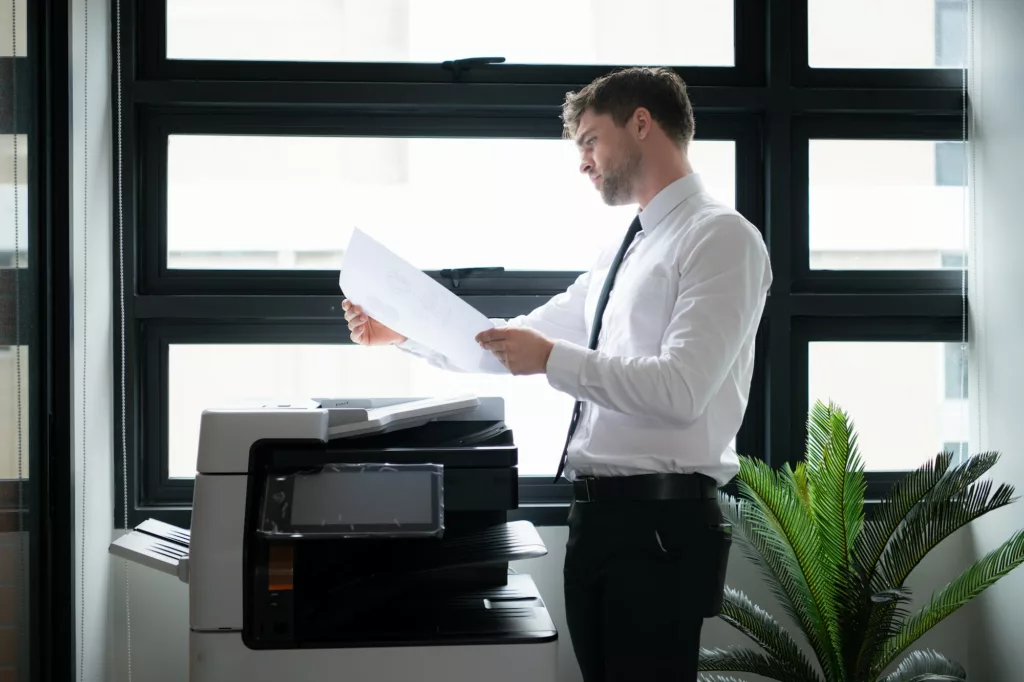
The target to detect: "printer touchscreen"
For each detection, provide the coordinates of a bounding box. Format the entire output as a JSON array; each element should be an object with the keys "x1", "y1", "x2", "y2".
[{"x1": 258, "y1": 463, "x2": 444, "y2": 538}]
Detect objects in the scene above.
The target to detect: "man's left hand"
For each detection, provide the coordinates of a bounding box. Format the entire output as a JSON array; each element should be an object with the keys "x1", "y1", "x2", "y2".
[{"x1": 476, "y1": 328, "x2": 555, "y2": 376}]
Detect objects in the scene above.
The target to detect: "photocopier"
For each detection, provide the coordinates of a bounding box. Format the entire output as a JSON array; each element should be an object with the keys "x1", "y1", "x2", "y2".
[{"x1": 110, "y1": 394, "x2": 559, "y2": 682}]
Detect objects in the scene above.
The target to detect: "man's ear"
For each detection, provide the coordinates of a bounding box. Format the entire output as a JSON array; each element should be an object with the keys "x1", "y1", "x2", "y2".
[{"x1": 633, "y1": 107, "x2": 653, "y2": 140}]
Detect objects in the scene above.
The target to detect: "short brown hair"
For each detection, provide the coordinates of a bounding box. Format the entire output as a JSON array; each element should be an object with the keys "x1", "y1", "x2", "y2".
[{"x1": 561, "y1": 67, "x2": 695, "y2": 148}]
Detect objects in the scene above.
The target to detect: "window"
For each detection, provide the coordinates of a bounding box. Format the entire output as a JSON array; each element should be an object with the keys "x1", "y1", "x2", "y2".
[
  {"x1": 166, "y1": 135, "x2": 735, "y2": 272},
  {"x1": 808, "y1": 341, "x2": 968, "y2": 471},
  {"x1": 165, "y1": 0, "x2": 736, "y2": 66},
  {"x1": 935, "y1": 140, "x2": 967, "y2": 187},
  {"x1": 944, "y1": 342, "x2": 968, "y2": 399},
  {"x1": 935, "y1": 0, "x2": 967, "y2": 67},
  {"x1": 808, "y1": 138, "x2": 967, "y2": 271},
  {"x1": 115, "y1": 0, "x2": 968, "y2": 528},
  {"x1": 808, "y1": 0, "x2": 966, "y2": 69},
  {"x1": 941, "y1": 251, "x2": 967, "y2": 269},
  {"x1": 168, "y1": 343, "x2": 575, "y2": 478},
  {"x1": 943, "y1": 441, "x2": 968, "y2": 460}
]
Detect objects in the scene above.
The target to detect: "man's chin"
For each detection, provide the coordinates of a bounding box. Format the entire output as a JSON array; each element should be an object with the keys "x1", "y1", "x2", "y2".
[{"x1": 600, "y1": 190, "x2": 631, "y2": 206}]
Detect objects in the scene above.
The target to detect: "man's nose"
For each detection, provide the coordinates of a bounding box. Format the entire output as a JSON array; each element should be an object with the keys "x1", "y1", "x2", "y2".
[{"x1": 579, "y1": 157, "x2": 593, "y2": 175}]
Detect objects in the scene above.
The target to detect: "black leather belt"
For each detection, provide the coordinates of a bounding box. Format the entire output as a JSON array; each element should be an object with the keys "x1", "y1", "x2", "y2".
[{"x1": 572, "y1": 473, "x2": 718, "y2": 503}]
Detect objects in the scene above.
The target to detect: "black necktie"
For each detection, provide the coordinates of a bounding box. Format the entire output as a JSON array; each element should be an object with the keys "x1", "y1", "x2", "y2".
[{"x1": 553, "y1": 215, "x2": 643, "y2": 482}]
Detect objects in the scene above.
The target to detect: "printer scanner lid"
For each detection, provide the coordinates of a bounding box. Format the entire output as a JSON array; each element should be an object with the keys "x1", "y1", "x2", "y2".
[
  {"x1": 316, "y1": 395, "x2": 481, "y2": 439},
  {"x1": 195, "y1": 394, "x2": 487, "y2": 475}
]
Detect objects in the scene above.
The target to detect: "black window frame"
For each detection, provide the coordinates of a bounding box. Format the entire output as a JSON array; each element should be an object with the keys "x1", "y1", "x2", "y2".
[{"x1": 113, "y1": 0, "x2": 969, "y2": 529}]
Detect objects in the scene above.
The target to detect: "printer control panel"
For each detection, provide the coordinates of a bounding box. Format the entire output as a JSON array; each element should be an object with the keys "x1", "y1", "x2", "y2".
[{"x1": 258, "y1": 463, "x2": 445, "y2": 539}]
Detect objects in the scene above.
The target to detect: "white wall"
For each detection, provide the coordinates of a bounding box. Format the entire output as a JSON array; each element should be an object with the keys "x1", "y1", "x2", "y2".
[
  {"x1": 966, "y1": 1, "x2": 1024, "y2": 679},
  {"x1": 74, "y1": 0, "x2": 114, "y2": 677}
]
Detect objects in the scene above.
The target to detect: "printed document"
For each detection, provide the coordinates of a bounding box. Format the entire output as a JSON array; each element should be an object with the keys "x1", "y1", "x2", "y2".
[{"x1": 339, "y1": 229, "x2": 507, "y2": 374}]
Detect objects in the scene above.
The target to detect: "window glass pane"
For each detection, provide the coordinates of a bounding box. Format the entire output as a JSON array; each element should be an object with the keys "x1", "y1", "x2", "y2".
[
  {"x1": 1, "y1": 133, "x2": 30, "y2": 482},
  {"x1": 808, "y1": 0, "x2": 965, "y2": 68},
  {"x1": 809, "y1": 140, "x2": 966, "y2": 270},
  {"x1": 167, "y1": 136, "x2": 735, "y2": 271},
  {"x1": 0, "y1": 135, "x2": 29, "y2": 268},
  {"x1": 168, "y1": 344, "x2": 575, "y2": 478},
  {"x1": 167, "y1": 0, "x2": 734, "y2": 66},
  {"x1": 809, "y1": 342, "x2": 968, "y2": 471}
]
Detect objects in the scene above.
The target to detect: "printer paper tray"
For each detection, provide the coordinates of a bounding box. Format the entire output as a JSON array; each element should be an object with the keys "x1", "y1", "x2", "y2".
[
  {"x1": 408, "y1": 520, "x2": 547, "y2": 572},
  {"x1": 334, "y1": 520, "x2": 547, "y2": 577},
  {"x1": 286, "y1": 520, "x2": 547, "y2": 595},
  {"x1": 108, "y1": 518, "x2": 190, "y2": 583}
]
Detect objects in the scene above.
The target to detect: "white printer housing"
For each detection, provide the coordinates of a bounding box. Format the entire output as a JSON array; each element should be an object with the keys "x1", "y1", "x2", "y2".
[{"x1": 111, "y1": 395, "x2": 558, "y2": 682}]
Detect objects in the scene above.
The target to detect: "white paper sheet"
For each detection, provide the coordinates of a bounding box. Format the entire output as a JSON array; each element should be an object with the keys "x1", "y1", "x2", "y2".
[{"x1": 339, "y1": 228, "x2": 507, "y2": 374}]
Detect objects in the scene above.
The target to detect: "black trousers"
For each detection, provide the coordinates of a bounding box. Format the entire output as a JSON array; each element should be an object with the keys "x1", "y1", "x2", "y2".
[{"x1": 563, "y1": 495, "x2": 730, "y2": 682}]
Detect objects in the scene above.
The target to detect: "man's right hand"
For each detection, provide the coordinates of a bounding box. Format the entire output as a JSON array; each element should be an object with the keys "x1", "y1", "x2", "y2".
[{"x1": 342, "y1": 299, "x2": 407, "y2": 346}]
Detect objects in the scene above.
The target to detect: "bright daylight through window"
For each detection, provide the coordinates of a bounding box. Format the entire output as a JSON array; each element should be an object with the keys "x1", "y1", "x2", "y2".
[
  {"x1": 165, "y1": 0, "x2": 735, "y2": 66},
  {"x1": 113, "y1": 0, "x2": 969, "y2": 527},
  {"x1": 167, "y1": 137, "x2": 735, "y2": 272}
]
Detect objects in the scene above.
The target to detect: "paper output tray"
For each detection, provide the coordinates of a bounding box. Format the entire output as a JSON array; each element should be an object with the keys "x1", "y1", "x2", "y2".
[
  {"x1": 286, "y1": 520, "x2": 547, "y2": 588},
  {"x1": 400, "y1": 520, "x2": 547, "y2": 572},
  {"x1": 346, "y1": 520, "x2": 547, "y2": 577},
  {"x1": 108, "y1": 518, "x2": 191, "y2": 583}
]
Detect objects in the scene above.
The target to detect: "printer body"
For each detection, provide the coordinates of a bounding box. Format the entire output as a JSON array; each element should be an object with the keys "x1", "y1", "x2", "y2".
[{"x1": 111, "y1": 395, "x2": 558, "y2": 682}]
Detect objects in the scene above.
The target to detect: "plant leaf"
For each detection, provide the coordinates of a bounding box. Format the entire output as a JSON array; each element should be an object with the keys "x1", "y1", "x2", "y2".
[
  {"x1": 716, "y1": 587, "x2": 822, "y2": 682},
  {"x1": 879, "y1": 649, "x2": 966, "y2": 682},
  {"x1": 852, "y1": 587, "x2": 915, "y2": 680},
  {"x1": 854, "y1": 452, "x2": 953, "y2": 584},
  {"x1": 877, "y1": 529, "x2": 1024, "y2": 673},
  {"x1": 718, "y1": 492, "x2": 810, "y2": 643},
  {"x1": 795, "y1": 461, "x2": 811, "y2": 513},
  {"x1": 699, "y1": 647, "x2": 803, "y2": 680},
  {"x1": 875, "y1": 452, "x2": 1011, "y2": 592},
  {"x1": 804, "y1": 400, "x2": 866, "y2": 675},
  {"x1": 856, "y1": 453, "x2": 1008, "y2": 675},
  {"x1": 698, "y1": 676, "x2": 758, "y2": 682},
  {"x1": 731, "y1": 459, "x2": 843, "y2": 680}
]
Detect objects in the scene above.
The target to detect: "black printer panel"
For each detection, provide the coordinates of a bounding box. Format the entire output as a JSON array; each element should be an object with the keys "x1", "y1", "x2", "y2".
[
  {"x1": 244, "y1": 521, "x2": 551, "y2": 649},
  {"x1": 240, "y1": 421, "x2": 547, "y2": 650}
]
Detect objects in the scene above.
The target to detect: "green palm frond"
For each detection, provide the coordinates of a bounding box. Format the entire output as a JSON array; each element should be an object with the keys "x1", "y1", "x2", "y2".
[
  {"x1": 795, "y1": 461, "x2": 812, "y2": 512},
  {"x1": 879, "y1": 649, "x2": 966, "y2": 682},
  {"x1": 876, "y1": 529, "x2": 1024, "y2": 674},
  {"x1": 698, "y1": 675, "x2": 754, "y2": 682},
  {"x1": 717, "y1": 400, "x2": 1023, "y2": 682},
  {"x1": 715, "y1": 587, "x2": 821, "y2": 682},
  {"x1": 854, "y1": 453, "x2": 953, "y2": 582},
  {"x1": 718, "y1": 492, "x2": 814, "y2": 654},
  {"x1": 804, "y1": 401, "x2": 866, "y2": 673},
  {"x1": 852, "y1": 586, "x2": 914, "y2": 680},
  {"x1": 699, "y1": 647, "x2": 803, "y2": 680},
  {"x1": 733, "y1": 457, "x2": 842, "y2": 679},
  {"x1": 875, "y1": 470, "x2": 1016, "y2": 592},
  {"x1": 853, "y1": 453, "x2": 1003, "y2": 676}
]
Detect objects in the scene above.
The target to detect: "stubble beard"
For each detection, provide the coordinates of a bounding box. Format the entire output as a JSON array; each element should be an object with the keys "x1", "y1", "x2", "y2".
[{"x1": 599, "y1": 146, "x2": 642, "y2": 206}]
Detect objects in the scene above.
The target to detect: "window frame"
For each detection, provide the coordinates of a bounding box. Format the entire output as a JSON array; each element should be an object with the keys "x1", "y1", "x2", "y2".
[{"x1": 113, "y1": 0, "x2": 970, "y2": 529}]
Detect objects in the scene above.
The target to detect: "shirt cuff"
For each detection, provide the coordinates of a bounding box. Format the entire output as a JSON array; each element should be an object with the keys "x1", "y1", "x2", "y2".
[
  {"x1": 396, "y1": 337, "x2": 429, "y2": 356},
  {"x1": 546, "y1": 339, "x2": 589, "y2": 396}
]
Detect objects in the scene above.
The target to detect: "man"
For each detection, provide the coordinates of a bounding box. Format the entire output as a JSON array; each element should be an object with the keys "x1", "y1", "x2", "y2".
[{"x1": 342, "y1": 66, "x2": 771, "y2": 681}]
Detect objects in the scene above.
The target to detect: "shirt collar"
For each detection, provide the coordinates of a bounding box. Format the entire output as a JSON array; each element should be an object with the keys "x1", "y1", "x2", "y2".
[{"x1": 637, "y1": 173, "x2": 704, "y2": 234}]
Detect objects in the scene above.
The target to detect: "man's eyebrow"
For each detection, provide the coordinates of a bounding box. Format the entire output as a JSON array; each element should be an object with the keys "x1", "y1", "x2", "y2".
[{"x1": 575, "y1": 128, "x2": 594, "y2": 147}]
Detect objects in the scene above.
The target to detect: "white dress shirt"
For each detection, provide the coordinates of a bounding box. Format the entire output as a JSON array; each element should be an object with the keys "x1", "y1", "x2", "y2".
[{"x1": 399, "y1": 173, "x2": 772, "y2": 486}]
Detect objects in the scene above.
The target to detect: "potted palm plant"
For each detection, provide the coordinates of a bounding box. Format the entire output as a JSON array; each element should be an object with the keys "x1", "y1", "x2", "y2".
[{"x1": 700, "y1": 400, "x2": 1024, "y2": 682}]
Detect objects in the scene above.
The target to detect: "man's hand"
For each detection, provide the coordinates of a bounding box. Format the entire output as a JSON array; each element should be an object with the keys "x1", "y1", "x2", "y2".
[
  {"x1": 476, "y1": 327, "x2": 555, "y2": 376},
  {"x1": 342, "y1": 299, "x2": 407, "y2": 346}
]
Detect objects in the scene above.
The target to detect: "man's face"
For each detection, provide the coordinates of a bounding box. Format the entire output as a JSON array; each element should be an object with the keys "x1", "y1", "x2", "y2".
[{"x1": 575, "y1": 109, "x2": 642, "y2": 206}]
